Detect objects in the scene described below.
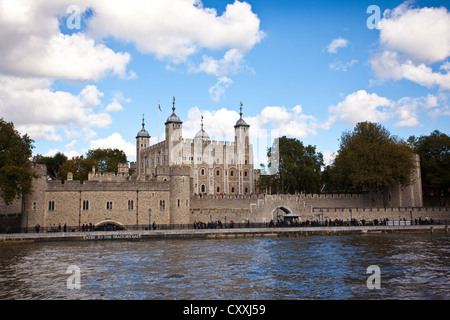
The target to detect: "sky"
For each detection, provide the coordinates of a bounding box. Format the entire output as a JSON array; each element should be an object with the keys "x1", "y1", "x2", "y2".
[{"x1": 1, "y1": 0, "x2": 449, "y2": 168}]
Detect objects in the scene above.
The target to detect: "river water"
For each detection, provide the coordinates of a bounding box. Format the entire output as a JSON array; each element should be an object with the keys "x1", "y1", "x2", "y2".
[{"x1": 0, "y1": 233, "x2": 449, "y2": 300}]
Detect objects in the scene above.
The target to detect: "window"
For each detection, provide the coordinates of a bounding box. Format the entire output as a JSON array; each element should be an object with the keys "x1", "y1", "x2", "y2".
[
  {"x1": 201, "y1": 185, "x2": 206, "y2": 193},
  {"x1": 230, "y1": 170, "x2": 234, "y2": 176},
  {"x1": 128, "y1": 200, "x2": 134, "y2": 210},
  {"x1": 160, "y1": 200, "x2": 165, "y2": 211},
  {"x1": 48, "y1": 201, "x2": 55, "y2": 211},
  {"x1": 106, "y1": 201, "x2": 113, "y2": 210},
  {"x1": 83, "y1": 200, "x2": 89, "y2": 210},
  {"x1": 216, "y1": 170, "x2": 220, "y2": 176},
  {"x1": 244, "y1": 171, "x2": 248, "y2": 177},
  {"x1": 33, "y1": 202, "x2": 36, "y2": 210},
  {"x1": 217, "y1": 187, "x2": 220, "y2": 193},
  {"x1": 245, "y1": 187, "x2": 248, "y2": 193},
  {"x1": 201, "y1": 168, "x2": 205, "y2": 175},
  {"x1": 177, "y1": 199, "x2": 180, "y2": 207},
  {"x1": 231, "y1": 187, "x2": 235, "y2": 193}
]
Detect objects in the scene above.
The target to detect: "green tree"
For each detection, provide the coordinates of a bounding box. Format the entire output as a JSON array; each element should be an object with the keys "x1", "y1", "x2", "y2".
[
  {"x1": 329, "y1": 121, "x2": 415, "y2": 197},
  {"x1": 34, "y1": 152, "x2": 68, "y2": 180},
  {"x1": 59, "y1": 156, "x2": 98, "y2": 182},
  {"x1": 408, "y1": 130, "x2": 450, "y2": 205},
  {"x1": 0, "y1": 119, "x2": 37, "y2": 205},
  {"x1": 263, "y1": 136, "x2": 323, "y2": 194},
  {"x1": 86, "y1": 148, "x2": 127, "y2": 173}
]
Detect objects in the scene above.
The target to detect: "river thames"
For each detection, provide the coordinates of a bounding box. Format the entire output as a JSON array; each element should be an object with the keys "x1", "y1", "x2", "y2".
[{"x1": 0, "y1": 233, "x2": 448, "y2": 300}]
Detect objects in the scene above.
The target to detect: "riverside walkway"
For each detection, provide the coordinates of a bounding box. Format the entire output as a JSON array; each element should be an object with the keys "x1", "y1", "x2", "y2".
[{"x1": 1, "y1": 224, "x2": 448, "y2": 244}]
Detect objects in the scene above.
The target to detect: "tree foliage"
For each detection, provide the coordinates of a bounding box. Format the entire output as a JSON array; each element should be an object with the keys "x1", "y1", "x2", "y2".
[
  {"x1": 259, "y1": 136, "x2": 323, "y2": 194},
  {"x1": 86, "y1": 148, "x2": 128, "y2": 173},
  {"x1": 408, "y1": 130, "x2": 450, "y2": 205},
  {"x1": 326, "y1": 121, "x2": 415, "y2": 193},
  {"x1": 0, "y1": 118, "x2": 36, "y2": 204},
  {"x1": 59, "y1": 156, "x2": 98, "y2": 182},
  {"x1": 34, "y1": 152, "x2": 68, "y2": 180}
]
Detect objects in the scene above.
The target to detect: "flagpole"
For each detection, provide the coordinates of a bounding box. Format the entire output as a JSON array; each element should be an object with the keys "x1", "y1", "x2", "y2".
[{"x1": 158, "y1": 101, "x2": 160, "y2": 143}]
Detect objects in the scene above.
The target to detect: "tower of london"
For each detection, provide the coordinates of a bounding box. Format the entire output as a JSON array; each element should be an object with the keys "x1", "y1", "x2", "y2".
[
  {"x1": 0, "y1": 98, "x2": 431, "y2": 232},
  {"x1": 135, "y1": 98, "x2": 255, "y2": 196}
]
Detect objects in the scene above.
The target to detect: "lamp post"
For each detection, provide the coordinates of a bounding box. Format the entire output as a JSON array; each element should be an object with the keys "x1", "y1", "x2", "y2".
[
  {"x1": 26, "y1": 209, "x2": 29, "y2": 233},
  {"x1": 349, "y1": 207, "x2": 353, "y2": 226},
  {"x1": 148, "y1": 208, "x2": 151, "y2": 230}
]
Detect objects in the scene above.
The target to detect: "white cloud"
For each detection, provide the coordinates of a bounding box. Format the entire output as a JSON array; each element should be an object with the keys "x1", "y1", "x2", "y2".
[
  {"x1": 326, "y1": 90, "x2": 447, "y2": 128},
  {"x1": 329, "y1": 59, "x2": 358, "y2": 72},
  {"x1": 0, "y1": 1, "x2": 131, "y2": 81},
  {"x1": 105, "y1": 100, "x2": 124, "y2": 112},
  {"x1": 0, "y1": 75, "x2": 112, "y2": 140},
  {"x1": 193, "y1": 48, "x2": 245, "y2": 76},
  {"x1": 90, "y1": 133, "x2": 136, "y2": 160},
  {"x1": 370, "y1": 2, "x2": 450, "y2": 91},
  {"x1": 322, "y1": 150, "x2": 337, "y2": 166},
  {"x1": 327, "y1": 38, "x2": 348, "y2": 53},
  {"x1": 327, "y1": 90, "x2": 392, "y2": 126},
  {"x1": 379, "y1": 3, "x2": 450, "y2": 64},
  {"x1": 209, "y1": 76, "x2": 233, "y2": 101},
  {"x1": 370, "y1": 52, "x2": 450, "y2": 90},
  {"x1": 86, "y1": 0, "x2": 265, "y2": 62}
]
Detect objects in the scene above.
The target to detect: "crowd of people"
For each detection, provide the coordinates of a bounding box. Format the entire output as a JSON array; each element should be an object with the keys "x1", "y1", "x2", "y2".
[
  {"x1": 269, "y1": 216, "x2": 443, "y2": 227},
  {"x1": 3, "y1": 216, "x2": 444, "y2": 234},
  {"x1": 193, "y1": 220, "x2": 234, "y2": 229}
]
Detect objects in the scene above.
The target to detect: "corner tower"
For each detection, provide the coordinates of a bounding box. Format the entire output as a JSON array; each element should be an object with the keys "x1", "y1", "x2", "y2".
[
  {"x1": 165, "y1": 97, "x2": 183, "y2": 166},
  {"x1": 234, "y1": 102, "x2": 253, "y2": 194},
  {"x1": 136, "y1": 114, "x2": 150, "y2": 176}
]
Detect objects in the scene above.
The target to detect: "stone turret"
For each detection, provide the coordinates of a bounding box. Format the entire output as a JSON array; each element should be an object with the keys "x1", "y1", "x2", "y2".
[
  {"x1": 165, "y1": 97, "x2": 183, "y2": 166},
  {"x1": 169, "y1": 165, "x2": 191, "y2": 224},
  {"x1": 136, "y1": 114, "x2": 150, "y2": 176}
]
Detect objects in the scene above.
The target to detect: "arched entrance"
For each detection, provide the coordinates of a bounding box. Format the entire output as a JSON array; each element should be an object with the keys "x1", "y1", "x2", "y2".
[
  {"x1": 94, "y1": 220, "x2": 126, "y2": 231},
  {"x1": 271, "y1": 206, "x2": 291, "y2": 221}
]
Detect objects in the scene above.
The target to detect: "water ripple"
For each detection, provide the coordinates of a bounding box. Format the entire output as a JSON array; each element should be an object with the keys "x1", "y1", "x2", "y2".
[{"x1": 0, "y1": 234, "x2": 448, "y2": 299}]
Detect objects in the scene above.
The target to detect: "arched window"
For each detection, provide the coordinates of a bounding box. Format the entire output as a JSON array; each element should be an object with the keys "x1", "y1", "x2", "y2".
[
  {"x1": 201, "y1": 184, "x2": 206, "y2": 193},
  {"x1": 201, "y1": 168, "x2": 205, "y2": 176},
  {"x1": 231, "y1": 187, "x2": 235, "y2": 193},
  {"x1": 217, "y1": 187, "x2": 220, "y2": 193}
]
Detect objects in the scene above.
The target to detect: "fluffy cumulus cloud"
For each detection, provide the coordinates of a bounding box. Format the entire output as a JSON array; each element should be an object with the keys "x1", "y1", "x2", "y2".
[
  {"x1": 0, "y1": 1, "x2": 131, "y2": 81},
  {"x1": 89, "y1": 133, "x2": 136, "y2": 159},
  {"x1": 0, "y1": 75, "x2": 112, "y2": 140},
  {"x1": 327, "y1": 90, "x2": 392, "y2": 126},
  {"x1": 86, "y1": 0, "x2": 265, "y2": 61},
  {"x1": 326, "y1": 90, "x2": 445, "y2": 128},
  {"x1": 370, "y1": 2, "x2": 450, "y2": 91},
  {"x1": 86, "y1": 0, "x2": 264, "y2": 99}
]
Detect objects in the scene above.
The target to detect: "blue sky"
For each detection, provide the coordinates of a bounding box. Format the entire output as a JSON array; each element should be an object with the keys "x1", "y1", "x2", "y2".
[{"x1": 1, "y1": 0, "x2": 449, "y2": 167}]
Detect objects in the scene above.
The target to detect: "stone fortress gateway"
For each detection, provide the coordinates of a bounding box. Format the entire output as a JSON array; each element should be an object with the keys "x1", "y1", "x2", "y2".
[{"x1": 2, "y1": 98, "x2": 441, "y2": 232}]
